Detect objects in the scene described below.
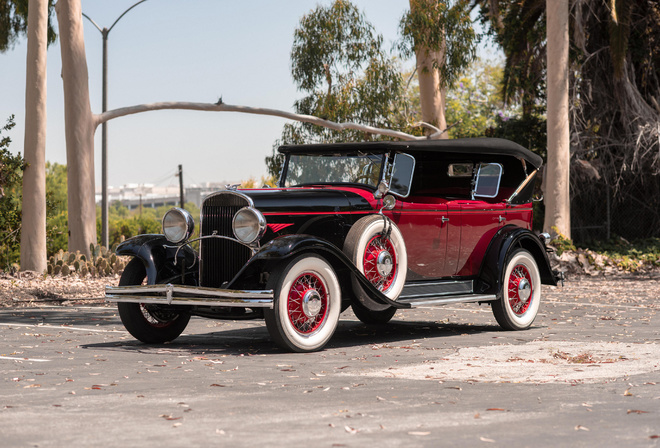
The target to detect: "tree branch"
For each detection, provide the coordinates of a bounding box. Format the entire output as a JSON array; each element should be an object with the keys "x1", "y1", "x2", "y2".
[
  {"x1": 427, "y1": 119, "x2": 462, "y2": 139},
  {"x1": 94, "y1": 102, "x2": 423, "y2": 141}
]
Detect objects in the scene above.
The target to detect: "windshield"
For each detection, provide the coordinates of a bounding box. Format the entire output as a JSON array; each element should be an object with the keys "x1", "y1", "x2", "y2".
[{"x1": 283, "y1": 154, "x2": 384, "y2": 188}]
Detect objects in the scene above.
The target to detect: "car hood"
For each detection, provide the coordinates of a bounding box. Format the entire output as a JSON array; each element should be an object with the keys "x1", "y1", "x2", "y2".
[{"x1": 240, "y1": 188, "x2": 374, "y2": 214}]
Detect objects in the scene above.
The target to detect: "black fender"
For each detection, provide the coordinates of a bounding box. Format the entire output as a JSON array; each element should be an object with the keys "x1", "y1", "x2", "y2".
[
  {"x1": 476, "y1": 225, "x2": 557, "y2": 295},
  {"x1": 115, "y1": 234, "x2": 198, "y2": 285},
  {"x1": 226, "y1": 234, "x2": 410, "y2": 309}
]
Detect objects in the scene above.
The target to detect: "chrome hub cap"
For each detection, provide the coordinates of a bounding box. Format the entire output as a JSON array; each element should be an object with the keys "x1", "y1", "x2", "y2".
[
  {"x1": 302, "y1": 289, "x2": 322, "y2": 318},
  {"x1": 518, "y1": 278, "x2": 531, "y2": 303},
  {"x1": 376, "y1": 250, "x2": 393, "y2": 278}
]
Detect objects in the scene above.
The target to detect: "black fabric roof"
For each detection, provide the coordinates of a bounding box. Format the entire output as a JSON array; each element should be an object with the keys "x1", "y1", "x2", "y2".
[{"x1": 279, "y1": 138, "x2": 544, "y2": 169}]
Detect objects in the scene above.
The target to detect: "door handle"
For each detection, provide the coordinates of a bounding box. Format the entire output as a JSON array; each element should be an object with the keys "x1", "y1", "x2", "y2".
[
  {"x1": 498, "y1": 215, "x2": 506, "y2": 223},
  {"x1": 441, "y1": 216, "x2": 449, "y2": 223}
]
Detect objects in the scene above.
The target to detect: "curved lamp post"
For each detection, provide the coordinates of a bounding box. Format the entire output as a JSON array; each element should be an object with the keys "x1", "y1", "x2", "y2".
[{"x1": 82, "y1": 0, "x2": 149, "y2": 249}]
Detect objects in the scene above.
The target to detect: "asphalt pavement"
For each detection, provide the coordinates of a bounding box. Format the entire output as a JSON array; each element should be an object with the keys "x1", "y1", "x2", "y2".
[{"x1": 1, "y1": 276, "x2": 659, "y2": 447}]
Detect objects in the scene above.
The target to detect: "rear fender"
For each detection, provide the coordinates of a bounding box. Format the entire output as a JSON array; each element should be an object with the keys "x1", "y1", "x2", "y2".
[
  {"x1": 476, "y1": 226, "x2": 557, "y2": 294},
  {"x1": 115, "y1": 234, "x2": 198, "y2": 285}
]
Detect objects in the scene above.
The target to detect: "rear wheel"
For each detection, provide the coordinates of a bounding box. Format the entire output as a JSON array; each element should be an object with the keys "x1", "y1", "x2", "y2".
[
  {"x1": 492, "y1": 249, "x2": 541, "y2": 330},
  {"x1": 117, "y1": 258, "x2": 190, "y2": 343},
  {"x1": 350, "y1": 298, "x2": 397, "y2": 325},
  {"x1": 264, "y1": 255, "x2": 341, "y2": 352}
]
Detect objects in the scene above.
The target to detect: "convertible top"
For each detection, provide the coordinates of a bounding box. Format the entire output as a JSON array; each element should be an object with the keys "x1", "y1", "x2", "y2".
[{"x1": 279, "y1": 138, "x2": 544, "y2": 169}]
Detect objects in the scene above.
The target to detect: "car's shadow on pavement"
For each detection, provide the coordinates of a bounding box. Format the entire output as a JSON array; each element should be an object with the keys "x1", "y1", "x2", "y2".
[
  {"x1": 80, "y1": 318, "x2": 508, "y2": 356},
  {"x1": 0, "y1": 306, "x2": 119, "y2": 327}
]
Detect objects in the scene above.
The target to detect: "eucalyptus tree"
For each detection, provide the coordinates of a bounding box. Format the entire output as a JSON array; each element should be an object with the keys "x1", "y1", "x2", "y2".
[
  {"x1": 266, "y1": 0, "x2": 414, "y2": 178},
  {"x1": 1, "y1": 0, "x2": 56, "y2": 271},
  {"x1": 399, "y1": 0, "x2": 479, "y2": 137}
]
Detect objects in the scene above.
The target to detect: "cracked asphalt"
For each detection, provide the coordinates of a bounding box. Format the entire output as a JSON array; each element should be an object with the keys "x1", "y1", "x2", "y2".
[{"x1": 1, "y1": 276, "x2": 659, "y2": 447}]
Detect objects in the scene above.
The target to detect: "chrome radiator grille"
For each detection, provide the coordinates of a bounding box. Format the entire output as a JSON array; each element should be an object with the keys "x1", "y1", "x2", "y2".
[{"x1": 200, "y1": 192, "x2": 253, "y2": 288}]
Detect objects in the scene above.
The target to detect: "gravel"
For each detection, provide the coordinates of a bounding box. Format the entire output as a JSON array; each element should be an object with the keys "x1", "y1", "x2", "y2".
[{"x1": 0, "y1": 271, "x2": 118, "y2": 307}]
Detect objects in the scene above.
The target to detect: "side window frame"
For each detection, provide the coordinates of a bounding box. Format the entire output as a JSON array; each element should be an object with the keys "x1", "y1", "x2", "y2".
[{"x1": 472, "y1": 162, "x2": 503, "y2": 199}]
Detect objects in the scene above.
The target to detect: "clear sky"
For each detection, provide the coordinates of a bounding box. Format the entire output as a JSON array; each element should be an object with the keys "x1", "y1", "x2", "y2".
[{"x1": 0, "y1": 1, "x2": 494, "y2": 190}]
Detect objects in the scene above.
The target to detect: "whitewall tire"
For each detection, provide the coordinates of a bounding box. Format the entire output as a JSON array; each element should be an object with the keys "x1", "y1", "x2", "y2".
[
  {"x1": 492, "y1": 249, "x2": 541, "y2": 330},
  {"x1": 264, "y1": 255, "x2": 341, "y2": 352}
]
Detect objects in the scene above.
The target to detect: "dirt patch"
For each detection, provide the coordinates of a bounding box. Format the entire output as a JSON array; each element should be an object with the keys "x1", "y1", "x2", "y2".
[{"x1": 348, "y1": 341, "x2": 660, "y2": 384}]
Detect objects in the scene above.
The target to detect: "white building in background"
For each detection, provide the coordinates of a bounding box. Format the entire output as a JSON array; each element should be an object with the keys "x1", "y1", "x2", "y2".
[{"x1": 95, "y1": 181, "x2": 235, "y2": 210}]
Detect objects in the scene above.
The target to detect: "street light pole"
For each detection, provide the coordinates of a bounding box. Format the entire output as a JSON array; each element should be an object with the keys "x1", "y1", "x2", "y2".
[{"x1": 82, "y1": 0, "x2": 149, "y2": 249}]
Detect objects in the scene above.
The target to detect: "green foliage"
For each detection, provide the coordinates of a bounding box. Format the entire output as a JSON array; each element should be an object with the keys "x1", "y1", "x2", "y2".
[
  {"x1": 474, "y1": 0, "x2": 547, "y2": 116},
  {"x1": 45, "y1": 162, "x2": 67, "y2": 212},
  {"x1": 0, "y1": 115, "x2": 24, "y2": 270},
  {"x1": 44, "y1": 161, "x2": 68, "y2": 256},
  {"x1": 548, "y1": 228, "x2": 576, "y2": 256},
  {"x1": 266, "y1": 0, "x2": 420, "y2": 179},
  {"x1": 485, "y1": 112, "x2": 547, "y2": 160},
  {"x1": 290, "y1": 0, "x2": 382, "y2": 93},
  {"x1": 444, "y1": 60, "x2": 512, "y2": 138},
  {"x1": 586, "y1": 237, "x2": 660, "y2": 269},
  {"x1": 0, "y1": 0, "x2": 57, "y2": 53},
  {"x1": 98, "y1": 201, "x2": 202, "y2": 250},
  {"x1": 398, "y1": 0, "x2": 479, "y2": 89}
]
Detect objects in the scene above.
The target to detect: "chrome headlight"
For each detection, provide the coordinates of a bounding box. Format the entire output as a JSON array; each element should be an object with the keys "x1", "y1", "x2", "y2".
[
  {"x1": 162, "y1": 208, "x2": 195, "y2": 244},
  {"x1": 232, "y1": 207, "x2": 266, "y2": 245}
]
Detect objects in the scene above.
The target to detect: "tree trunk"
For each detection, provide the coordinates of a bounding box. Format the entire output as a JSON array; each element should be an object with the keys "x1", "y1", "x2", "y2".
[
  {"x1": 409, "y1": 0, "x2": 448, "y2": 138},
  {"x1": 20, "y1": 0, "x2": 49, "y2": 273},
  {"x1": 543, "y1": 0, "x2": 571, "y2": 238},
  {"x1": 55, "y1": 0, "x2": 97, "y2": 258},
  {"x1": 416, "y1": 47, "x2": 448, "y2": 138}
]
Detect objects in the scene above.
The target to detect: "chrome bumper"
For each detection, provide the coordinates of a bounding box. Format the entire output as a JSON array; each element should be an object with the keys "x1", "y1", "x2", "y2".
[{"x1": 105, "y1": 284, "x2": 274, "y2": 308}]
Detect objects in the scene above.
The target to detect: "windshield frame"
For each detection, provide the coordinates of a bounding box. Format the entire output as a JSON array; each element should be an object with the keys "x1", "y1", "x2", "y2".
[{"x1": 279, "y1": 152, "x2": 387, "y2": 189}]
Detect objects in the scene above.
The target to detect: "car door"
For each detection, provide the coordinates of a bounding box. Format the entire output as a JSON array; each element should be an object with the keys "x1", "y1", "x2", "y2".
[
  {"x1": 454, "y1": 162, "x2": 506, "y2": 277},
  {"x1": 454, "y1": 200, "x2": 506, "y2": 276},
  {"x1": 393, "y1": 197, "x2": 449, "y2": 280}
]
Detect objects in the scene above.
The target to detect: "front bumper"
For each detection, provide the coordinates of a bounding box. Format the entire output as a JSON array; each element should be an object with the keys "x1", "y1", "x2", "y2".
[{"x1": 105, "y1": 284, "x2": 274, "y2": 308}]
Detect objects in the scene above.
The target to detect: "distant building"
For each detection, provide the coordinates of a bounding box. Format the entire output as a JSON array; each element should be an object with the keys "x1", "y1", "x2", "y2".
[{"x1": 95, "y1": 181, "x2": 236, "y2": 210}]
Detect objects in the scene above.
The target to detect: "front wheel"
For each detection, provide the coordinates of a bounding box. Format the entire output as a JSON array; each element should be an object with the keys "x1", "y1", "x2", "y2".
[
  {"x1": 492, "y1": 249, "x2": 541, "y2": 330},
  {"x1": 117, "y1": 258, "x2": 190, "y2": 344},
  {"x1": 264, "y1": 255, "x2": 341, "y2": 352}
]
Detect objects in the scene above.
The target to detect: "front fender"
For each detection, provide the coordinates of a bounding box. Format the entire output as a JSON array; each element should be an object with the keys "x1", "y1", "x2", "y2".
[
  {"x1": 476, "y1": 226, "x2": 557, "y2": 295},
  {"x1": 227, "y1": 235, "x2": 410, "y2": 309},
  {"x1": 115, "y1": 234, "x2": 198, "y2": 285}
]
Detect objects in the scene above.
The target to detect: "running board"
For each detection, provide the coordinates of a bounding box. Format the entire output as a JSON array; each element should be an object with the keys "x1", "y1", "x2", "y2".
[
  {"x1": 399, "y1": 280, "x2": 473, "y2": 299},
  {"x1": 397, "y1": 294, "x2": 497, "y2": 308}
]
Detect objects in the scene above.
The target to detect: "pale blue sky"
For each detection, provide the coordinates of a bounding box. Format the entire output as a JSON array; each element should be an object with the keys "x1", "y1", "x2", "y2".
[{"x1": 0, "y1": 0, "x2": 494, "y2": 189}]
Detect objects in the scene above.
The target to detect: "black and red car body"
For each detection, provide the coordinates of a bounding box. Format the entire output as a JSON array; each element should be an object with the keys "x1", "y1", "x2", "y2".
[{"x1": 106, "y1": 138, "x2": 561, "y2": 352}]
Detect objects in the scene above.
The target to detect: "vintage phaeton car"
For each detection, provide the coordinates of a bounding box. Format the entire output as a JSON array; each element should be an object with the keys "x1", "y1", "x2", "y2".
[{"x1": 106, "y1": 138, "x2": 561, "y2": 352}]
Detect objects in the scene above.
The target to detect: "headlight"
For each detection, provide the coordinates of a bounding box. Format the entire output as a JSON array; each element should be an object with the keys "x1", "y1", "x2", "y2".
[
  {"x1": 162, "y1": 208, "x2": 194, "y2": 244},
  {"x1": 232, "y1": 207, "x2": 266, "y2": 245}
]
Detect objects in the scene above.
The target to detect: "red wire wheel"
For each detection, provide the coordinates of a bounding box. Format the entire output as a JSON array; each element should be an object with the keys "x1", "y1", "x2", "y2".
[
  {"x1": 343, "y1": 215, "x2": 408, "y2": 315},
  {"x1": 362, "y1": 235, "x2": 397, "y2": 293},
  {"x1": 286, "y1": 272, "x2": 328, "y2": 334},
  {"x1": 506, "y1": 264, "x2": 533, "y2": 316}
]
